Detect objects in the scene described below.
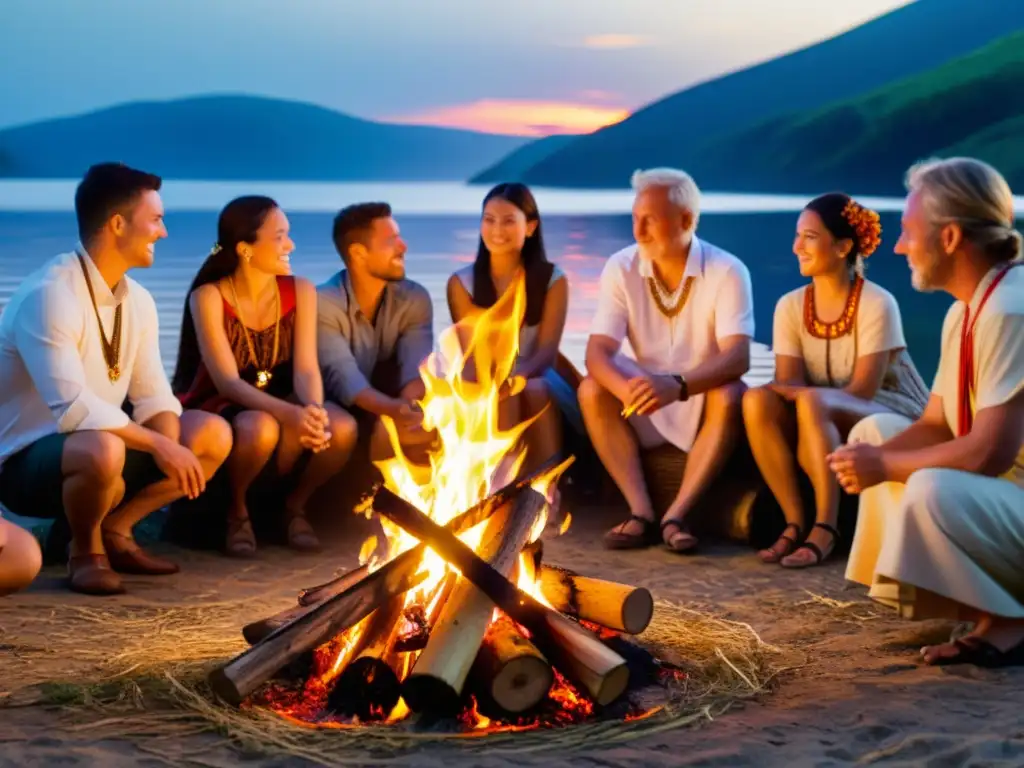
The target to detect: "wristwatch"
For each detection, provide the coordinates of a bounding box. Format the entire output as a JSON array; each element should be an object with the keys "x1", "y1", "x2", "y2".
[{"x1": 671, "y1": 374, "x2": 689, "y2": 401}]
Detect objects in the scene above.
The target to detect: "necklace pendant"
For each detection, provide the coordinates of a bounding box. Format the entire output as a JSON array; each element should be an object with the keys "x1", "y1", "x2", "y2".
[
  {"x1": 108, "y1": 365, "x2": 120, "y2": 383},
  {"x1": 256, "y1": 370, "x2": 272, "y2": 389}
]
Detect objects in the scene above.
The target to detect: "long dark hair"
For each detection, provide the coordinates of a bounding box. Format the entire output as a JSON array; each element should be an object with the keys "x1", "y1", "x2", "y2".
[
  {"x1": 803, "y1": 192, "x2": 880, "y2": 277},
  {"x1": 171, "y1": 195, "x2": 279, "y2": 393},
  {"x1": 472, "y1": 182, "x2": 553, "y2": 326}
]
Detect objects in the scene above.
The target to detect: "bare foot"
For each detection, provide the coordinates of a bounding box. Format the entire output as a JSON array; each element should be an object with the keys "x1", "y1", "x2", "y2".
[
  {"x1": 758, "y1": 523, "x2": 802, "y2": 564},
  {"x1": 603, "y1": 513, "x2": 656, "y2": 549}
]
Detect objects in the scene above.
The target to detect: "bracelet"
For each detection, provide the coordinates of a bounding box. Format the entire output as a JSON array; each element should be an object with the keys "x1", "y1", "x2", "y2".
[{"x1": 671, "y1": 374, "x2": 689, "y2": 401}]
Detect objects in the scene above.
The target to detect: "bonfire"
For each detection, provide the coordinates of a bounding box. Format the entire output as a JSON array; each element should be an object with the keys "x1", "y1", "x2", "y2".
[{"x1": 208, "y1": 274, "x2": 681, "y2": 732}]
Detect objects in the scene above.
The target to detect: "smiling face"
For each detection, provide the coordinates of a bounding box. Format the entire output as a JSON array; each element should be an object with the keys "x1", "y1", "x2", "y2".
[
  {"x1": 894, "y1": 189, "x2": 951, "y2": 293},
  {"x1": 114, "y1": 189, "x2": 167, "y2": 269},
  {"x1": 239, "y1": 206, "x2": 294, "y2": 276},
  {"x1": 793, "y1": 209, "x2": 852, "y2": 278},
  {"x1": 481, "y1": 196, "x2": 536, "y2": 260},
  {"x1": 632, "y1": 185, "x2": 692, "y2": 263},
  {"x1": 353, "y1": 216, "x2": 407, "y2": 281}
]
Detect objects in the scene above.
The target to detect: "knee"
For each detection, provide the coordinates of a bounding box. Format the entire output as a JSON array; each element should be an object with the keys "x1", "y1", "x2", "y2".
[
  {"x1": 73, "y1": 432, "x2": 126, "y2": 485},
  {"x1": 794, "y1": 388, "x2": 828, "y2": 424},
  {"x1": 327, "y1": 406, "x2": 358, "y2": 449},
  {"x1": 577, "y1": 376, "x2": 606, "y2": 413},
  {"x1": 706, "y1": 380, "x2": 745, "y2": 422},
  {"x1": 848, "y1": 412, "x2": 908, "y2": 447},
  {"x1": 0, "y1": 522, "x2": 42, "y2": 595},
  {"x1": 741, "y1": 385, "x2": 779, "y2": 425},
  {"x1": 233, "y1": 410, "x2": 281, "y2": 456},
  {"x1": 186, "y1": 412, "x2": 233, "y2": 464},
  {"x1": 522, "y1": 377, "x2": 553, "y2": 408},
  {"x1": 903, "y1": 468, "x2": 959, "y2": 510}
]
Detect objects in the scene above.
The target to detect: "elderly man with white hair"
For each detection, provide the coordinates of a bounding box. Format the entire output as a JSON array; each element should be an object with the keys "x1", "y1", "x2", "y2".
[
  {"x1": 831, "y1": 157, "x2": 1024, "y2": 668},
  {"x1": 581, "y1": 168, "x2": 754, "y2": 552}
]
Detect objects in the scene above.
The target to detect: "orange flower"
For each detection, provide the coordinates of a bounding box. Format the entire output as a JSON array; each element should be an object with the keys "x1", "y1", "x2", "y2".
[{"x1": 841, "y1": 199, "x2": 882, "y2": 258}]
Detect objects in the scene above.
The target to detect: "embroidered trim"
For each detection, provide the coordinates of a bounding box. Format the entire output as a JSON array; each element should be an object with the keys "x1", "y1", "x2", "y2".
[{"x1": 803, "y1": 276, "x2": 864, "y2": 339}]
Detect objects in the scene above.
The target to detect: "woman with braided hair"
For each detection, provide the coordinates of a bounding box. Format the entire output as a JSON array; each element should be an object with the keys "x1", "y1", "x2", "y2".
[{"x1": 742, "y1": 192, "x2": 928, "y2": 568}]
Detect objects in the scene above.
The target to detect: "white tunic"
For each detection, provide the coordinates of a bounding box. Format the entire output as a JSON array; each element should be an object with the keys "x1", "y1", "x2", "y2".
[
  {"x1": 0, "y1": 248, "x2": 182, "y2": 469},
  {"x1": 590, "y1": 237, "x2": 755, "y2": 452}
]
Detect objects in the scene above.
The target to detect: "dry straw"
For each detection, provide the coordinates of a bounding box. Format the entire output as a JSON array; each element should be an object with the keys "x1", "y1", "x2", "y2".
[{"x1": 2, "y1": 597, "x2": 799, "y2": 765}]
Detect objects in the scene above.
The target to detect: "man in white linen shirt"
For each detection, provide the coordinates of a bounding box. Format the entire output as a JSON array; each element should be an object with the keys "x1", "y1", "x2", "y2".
[
  {"x1": 831, "y1": 157, "x2": 1024, "y2": 668},
  {"x1": 581, "y1": 168, "x2": 754, "y2": 553},
  {"x1": 0, "y1": 163, "x2": 232, "y2": 595}
]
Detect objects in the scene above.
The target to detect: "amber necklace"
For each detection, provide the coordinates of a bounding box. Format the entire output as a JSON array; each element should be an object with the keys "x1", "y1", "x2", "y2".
[
  {"x1": 803, "y1": 276, "x2": 864, "y2": 339},
  {"x1": 77, "y1": 253, "x2": 123, "y2": 383},
  {"x1": 647, "y1": 270, "x2": 695, "y2": 319},
  {"x1": 228, "y1": 276, "x2": 280, "y2": 390}
]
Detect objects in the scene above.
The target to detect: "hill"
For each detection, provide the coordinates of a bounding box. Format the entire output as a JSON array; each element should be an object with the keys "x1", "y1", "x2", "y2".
[
  {"x1": 0, "y1": 95, "x2": 528, "y2": 182},
  {"x1": 469, "y1": 135, "x2": 576, "y2": 185},
  {"x1": 680, "y1": 31, "x2": 1024, "y2": 194},
  {"x1": 486, "y1": 0, "x2": 1024, "y2": 188}
]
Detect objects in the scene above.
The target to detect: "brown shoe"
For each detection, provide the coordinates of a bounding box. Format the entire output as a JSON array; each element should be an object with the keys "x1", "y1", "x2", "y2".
[
  {"x1": 68, "y1": 554, "x2": 125, "y2": 595},
  {"x1": 102, "y1": 531, "x2": 180, "y2": 575},
  {"x1": 286, "y1": 515, "x2": 322, "y2": 553}
]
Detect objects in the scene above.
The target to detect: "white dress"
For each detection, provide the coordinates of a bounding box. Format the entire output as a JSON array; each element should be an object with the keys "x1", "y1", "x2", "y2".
[
  {"x1": 845, "y1": 264, "x2": 1024, "y2": 620},
  {"x1": 771, "y1": 279, "x2": 928, "y2": 420}
]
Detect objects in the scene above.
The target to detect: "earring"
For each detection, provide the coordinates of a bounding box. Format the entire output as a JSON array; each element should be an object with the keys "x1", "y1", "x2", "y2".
[{"x1": 243, "y1": 251, "x2": 251, "y2": 263}]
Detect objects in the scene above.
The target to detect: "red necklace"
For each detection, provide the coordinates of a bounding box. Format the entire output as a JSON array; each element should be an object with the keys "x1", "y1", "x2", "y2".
[
  {"x1": 956, "y1": 262, "x2": 1020, "y2": 436},
  {"x1": 803, "y1": 276, "x2": 864, "y2": 339}
]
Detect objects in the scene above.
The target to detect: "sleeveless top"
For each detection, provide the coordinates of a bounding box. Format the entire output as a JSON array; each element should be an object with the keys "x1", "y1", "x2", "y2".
[
  {"x1": 453, "y1": 264, "x2": 565, "y2": 362},
  {"x1": 772, "y1": 279, "x2": 929, "y2": 420},
  {"x1": 178, "y1": 276, "x2": 298, "y2": 414}
]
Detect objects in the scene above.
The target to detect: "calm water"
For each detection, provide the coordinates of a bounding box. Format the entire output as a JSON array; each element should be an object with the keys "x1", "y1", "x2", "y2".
[{"x1": 0, "y1": 182, "x2": 965, "y2": 383}]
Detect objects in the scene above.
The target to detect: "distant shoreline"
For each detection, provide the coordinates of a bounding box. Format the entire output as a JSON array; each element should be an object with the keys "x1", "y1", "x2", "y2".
[{"x1": 0, "y1": 179, "x2": 921, "y2": 215}]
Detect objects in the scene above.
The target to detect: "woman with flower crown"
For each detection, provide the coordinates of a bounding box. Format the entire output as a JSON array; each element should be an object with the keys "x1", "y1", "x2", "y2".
[
  {"x1": 173, "y1": 196, "x2": 358, "y2": 557},
  {"x1": 742, "y1": 193, "x2": 929, "y2": 568}
]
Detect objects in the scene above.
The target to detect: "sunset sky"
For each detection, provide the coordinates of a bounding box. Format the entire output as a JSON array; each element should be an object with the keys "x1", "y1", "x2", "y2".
[{"x1": 0, "y1": 0, "x2": 914, "y2": 136}]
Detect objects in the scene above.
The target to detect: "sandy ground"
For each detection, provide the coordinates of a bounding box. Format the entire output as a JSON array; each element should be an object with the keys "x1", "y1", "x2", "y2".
[{"x1": 3, "y1": 499, "x2": 1024, "y2": 768}]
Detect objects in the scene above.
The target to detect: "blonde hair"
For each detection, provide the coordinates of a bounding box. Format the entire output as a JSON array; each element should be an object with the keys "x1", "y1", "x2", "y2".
[
  {"x1": 631, "y1": 167, "x2": 701, "y2": 232},
  {"x1": 905, "y1": 156, "x2": 1022, "y2": 262}
]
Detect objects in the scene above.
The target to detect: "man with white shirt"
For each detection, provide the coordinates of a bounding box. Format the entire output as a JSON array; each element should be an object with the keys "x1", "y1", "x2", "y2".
[
  {"x1": 833, "y1": 157, "x2": 1024, "y2": 667},
  {"x1": 0, "y1": 163, "x2": 232, "y2": 595},
  {"x1": 581, "y1": 168, "x2": 754, "y2": 552}
]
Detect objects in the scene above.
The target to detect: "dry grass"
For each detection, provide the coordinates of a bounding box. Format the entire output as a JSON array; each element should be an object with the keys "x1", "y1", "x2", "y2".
[{"x1": 1, "y1": 597, "x2": 799, "y2": 765}]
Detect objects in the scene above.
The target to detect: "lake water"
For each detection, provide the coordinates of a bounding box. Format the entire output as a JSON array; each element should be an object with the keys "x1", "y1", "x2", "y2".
[{"x1": 0, "y1": 180, "x2": 972, "y2": 384}]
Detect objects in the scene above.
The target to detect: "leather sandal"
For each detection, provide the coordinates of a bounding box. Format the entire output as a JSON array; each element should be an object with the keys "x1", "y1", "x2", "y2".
[
  {"x1": 286, "y1": 514, "x2": 322, "y2": 553},
  {"x1": 225, "y1": 516, "x2": 257, "y2": 558},
  {"x1": 758, "y1": 522, "x2": 803, "y2": 564},
  {"x1": 780, "y1": 522, "x2": 840, "y2": 568},
  {"x1": 603, "y1": 514, "x2": 657, "y2": 550},
  {"x1": 661, "y1": 519, "x2": 699, "y2": 554},
  {"x1": 67, "y1": 554, "x2": 125, "y2": 595}
]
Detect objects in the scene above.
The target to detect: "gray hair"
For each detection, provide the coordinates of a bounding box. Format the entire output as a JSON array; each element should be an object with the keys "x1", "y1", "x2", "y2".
[
  {"x1": 631, "y1": 167, "x2": 701, "y2": 231},
  {"x1": 905, "y1": 156, "x2": 1022, "y2": 262}
]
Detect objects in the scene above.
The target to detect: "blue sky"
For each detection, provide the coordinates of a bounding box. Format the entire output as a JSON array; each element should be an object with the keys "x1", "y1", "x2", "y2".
[{"x1": 0, "y1": 0, "x2": 913, "y2": 135}]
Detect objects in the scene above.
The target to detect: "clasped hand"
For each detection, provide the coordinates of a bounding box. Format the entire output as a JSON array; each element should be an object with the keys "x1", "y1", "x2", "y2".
[
  {"x1": 623, "y1": 374, "x2": 680, "y2": 417},
  {"x1": 290, "y1": 403, "x2": 331, "y2": 453}
]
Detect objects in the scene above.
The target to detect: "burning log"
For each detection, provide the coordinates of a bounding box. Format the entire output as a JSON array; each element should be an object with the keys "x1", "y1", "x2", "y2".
[
  {"x1": 394, "y1": 571, "x2": 457, "y2": 653},
  {"x1": 400, "y1": 488, "x2": 546, "y2": 716},
  {"x1": 537, "y1": 567, "x2": 654, "y2": 635},
  {"x1": 471, "y1": 615, "x2": 553, "y2": 716},
  {"x1": 374, "y1": 487, "x2": 630, "y2": 707},
  {"x1": 210, "y1": 482, "x2": 521, "y2": 706},
  {"x1": 327, "y1": 595, "x2": 406, "y2": 720}
]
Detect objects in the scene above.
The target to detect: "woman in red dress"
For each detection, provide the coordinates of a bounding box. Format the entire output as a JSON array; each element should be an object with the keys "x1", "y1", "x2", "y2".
[{"x1": 173, "y1": 196, "x2": 357, "y2": 557}]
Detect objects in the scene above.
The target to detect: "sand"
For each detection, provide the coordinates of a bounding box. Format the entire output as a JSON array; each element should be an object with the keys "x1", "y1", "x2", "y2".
[{"x1": 3, "y1": 500, "x2": 1024, "y2": 768}]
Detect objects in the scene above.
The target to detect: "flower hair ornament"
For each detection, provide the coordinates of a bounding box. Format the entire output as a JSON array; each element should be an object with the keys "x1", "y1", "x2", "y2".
[
  {"x1": 209, "y1": 242, "x2": 222, "y2": 256},
  {"x1": 841, "y1": 199, "x2": 882, "y2": 258}
]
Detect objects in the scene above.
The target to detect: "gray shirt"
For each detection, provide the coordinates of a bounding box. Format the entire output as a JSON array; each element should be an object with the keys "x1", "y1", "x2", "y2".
[{"x1": 316, "y1": 270, "x2": 434, "y2": 406}]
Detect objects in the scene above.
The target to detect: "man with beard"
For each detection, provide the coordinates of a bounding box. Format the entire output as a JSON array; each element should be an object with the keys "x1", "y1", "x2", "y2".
[
  {"x1": 0, "y1": 163, "x2": 232, "y2": 595},
  {"x1": 581, "y1": 168, "x2": 754, "y2": 553},
  {"x1": 317, "y1": 202, "x2": 434, "y2": 460},
  {"x1": 834, "y1": 157, "x2": 1024, "y2": 668}
]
